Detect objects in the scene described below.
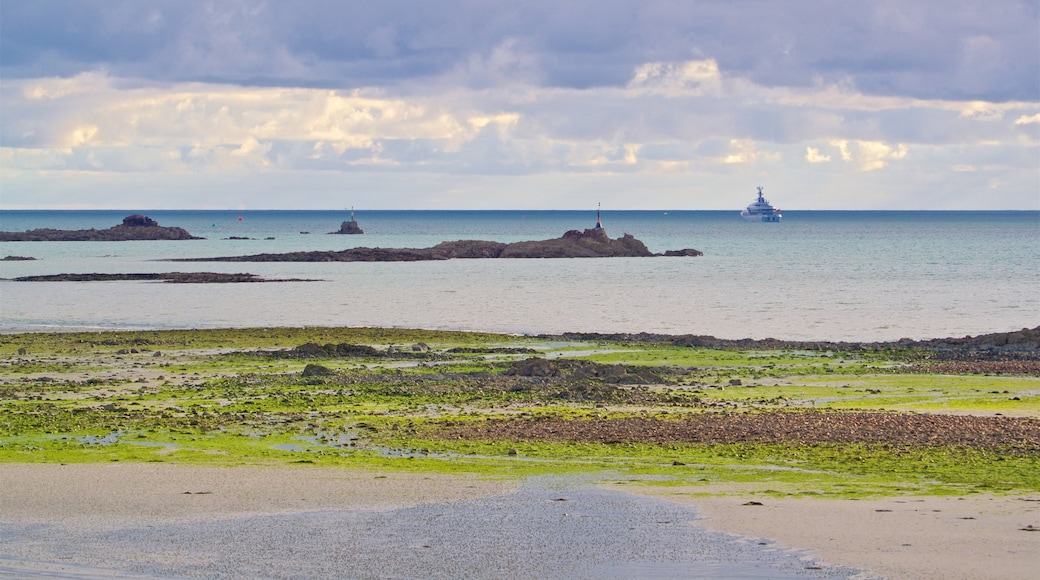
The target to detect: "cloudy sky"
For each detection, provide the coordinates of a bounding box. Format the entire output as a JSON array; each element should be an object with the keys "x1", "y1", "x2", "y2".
[{"x1": 1, "y1": 1, "x2": 1037, "y2": 210}]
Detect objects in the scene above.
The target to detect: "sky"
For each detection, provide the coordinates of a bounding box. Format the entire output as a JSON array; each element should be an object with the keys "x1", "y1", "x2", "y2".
[{"x1": 1, "y1": 1, "x2": 1038, "y2": 210}]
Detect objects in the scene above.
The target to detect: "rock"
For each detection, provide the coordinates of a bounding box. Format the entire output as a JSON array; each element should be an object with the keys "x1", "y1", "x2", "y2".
[
  {"x1": 507, "y1": 358, "x2": 558, "y2": 377},
  {"x1": 411, "y1": 342, "x2": 430, "y2": 352},
  {"x1": 0, "y1": 215, "x2": 203, "y2": 241},
  {"x1": 120, "y1": 214, "x2": 159, "y2": 228},
  {"x1": 285, "y1": 343, "x2": 383, "y2": 358},
  {"x1": 330, "y1": 220, "x2": 364, "y2": 234},
  {"x1": 2, "y1": 255, "x2": 35, "y2": 261},
  {"x1": 663, "y1": 248, "x2": 704, "y2": 257},
  {"x1": 499, "y1": 229, "x2": 654, "y2": 258},
  {"x1": 176, "y1": 228, "x2": 698, "y2": 262},
  {"x1": 302, "y1": 363, "x2": 335, "y2": 377},
  {"x1": 11, "y1": 272, "x2": 317, "y2": 283}
]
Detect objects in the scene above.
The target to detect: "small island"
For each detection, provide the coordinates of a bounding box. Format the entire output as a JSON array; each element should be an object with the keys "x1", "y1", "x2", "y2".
[
  {"x1": 329, "y1": 208, "x2": 364, "y2": 234},
  {"x1": 173, "y1": 227, "x2": 703, "y2": 262},
  {"x1": 0, "y1": 215, "x2": 202, "y2": 242},
  {"x1": 9, "y1": 272, "x2": 318, "y2": 283}
]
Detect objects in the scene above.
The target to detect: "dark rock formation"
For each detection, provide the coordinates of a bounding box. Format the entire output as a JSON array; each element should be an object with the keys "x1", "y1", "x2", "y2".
[
  {"x1": 499, "y1": 228, "x2": 652, "y2": 258},
  {"x1": 284, "y1": 343, "x2": 384, "y2": 358},
  {"x1": 301, "y1": 364, "x2": 336, "y2": 377},
  {"x1": 172, "y1": 228, "x2": 701, "y2": 262},
  {"x1": 9, "y1": 272, "x2": 318, "y2": 283},
  {"x1": 2, "y1": 255, "x2": 36, "y2": 261},
  {"x1": 505, "y1": 357, "x2": 666, "y2": 384},
  {"x1": 330, "y1": 220, "x2": 364, "y2": 234},
  {"x1": 538, "y1": 326, "x2": 1040, "y2": 361},
  {"x1": 663, "y1": 248, "x2": 705, "y2": 257},
  {"x1": 0, "y1": 215, "x2": 203, "y2": 241}
]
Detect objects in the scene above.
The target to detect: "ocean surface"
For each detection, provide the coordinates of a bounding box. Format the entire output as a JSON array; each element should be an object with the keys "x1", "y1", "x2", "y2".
[{"x1": 1, "y1": 209, "x2": 1037, "y2": 341}]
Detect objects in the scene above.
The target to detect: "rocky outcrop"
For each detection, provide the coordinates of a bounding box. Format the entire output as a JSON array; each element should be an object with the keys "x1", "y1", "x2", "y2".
[
  {"x1": 1, "y1": 255, "x2": 36, "y2": 261},
  {"x1": 540, "y1": 326, "x2": 1040, "y2": 361},
  {"x1": 663, "y1": 248, "x2": 704, "y2": 257},
  {"x1": 0, "y1": 215, "x2": 203, "y2": 241},
  {"x1": 173, "y1": 228, "x2": 701, "y2": 262},
  {"x1": 330, "y1": 220, "x2": 364, "y2": 234},
  {"x1": 498, "y1": 228, "x2": 652, "y2": 258},
  {"x1": 9, "y1": 272, "x2": 317, "y2": 283}
]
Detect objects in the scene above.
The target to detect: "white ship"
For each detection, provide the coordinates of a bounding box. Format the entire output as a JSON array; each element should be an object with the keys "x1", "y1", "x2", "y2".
[{"x1": 741, "y1": 187, "x2": 781, "y2": 222}]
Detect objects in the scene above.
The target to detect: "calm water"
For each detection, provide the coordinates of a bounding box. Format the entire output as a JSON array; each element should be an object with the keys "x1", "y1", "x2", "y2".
[{"x1": 1, "y1": 210, "x2": 1037, "y2": 341}]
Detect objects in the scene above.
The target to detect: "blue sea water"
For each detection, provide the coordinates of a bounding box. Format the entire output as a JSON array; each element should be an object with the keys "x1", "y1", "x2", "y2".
[{"x1": 1, "y1": 209, "x2": 1037, "y2": 341}]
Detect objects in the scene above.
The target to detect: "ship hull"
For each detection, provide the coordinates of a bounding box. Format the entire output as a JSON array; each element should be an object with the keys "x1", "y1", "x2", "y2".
[{"x1": 741, "y1": 211, "x2": 781, "y2": 223}]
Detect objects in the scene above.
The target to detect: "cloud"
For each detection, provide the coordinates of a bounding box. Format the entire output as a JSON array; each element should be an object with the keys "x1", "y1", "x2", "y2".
[
  {"x1": 2, "y1": 1, "x2": 1036, "y2": 100},
  {"x1": 830, "y1": 140, "x2": 853, "y2": 162},
  {"x1": 856, "y1": 141, "x2": 909, "y2": 171},
  {"x1": 627, "y1": 59, "x2": 722, "y2": 95},
  {"x1": 826, "y1": 139, "x2": 909, "y2": 171},
  {"x1": 805, "y1": 147, "x2": 831, "y2": 163},
  {"x1": 0, "y1": 2, "x2": 1037, "y2": 210}
]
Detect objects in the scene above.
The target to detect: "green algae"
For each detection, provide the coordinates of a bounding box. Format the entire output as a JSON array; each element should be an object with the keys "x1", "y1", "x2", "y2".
[{"x1": 2, "y1": 326, "x2": 1037, "y2": 498}]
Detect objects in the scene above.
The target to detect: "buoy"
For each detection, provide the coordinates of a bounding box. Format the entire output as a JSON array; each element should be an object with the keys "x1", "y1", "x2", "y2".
[{"x1": 237, "y1": 216, "x2": 243, "y2": 221}]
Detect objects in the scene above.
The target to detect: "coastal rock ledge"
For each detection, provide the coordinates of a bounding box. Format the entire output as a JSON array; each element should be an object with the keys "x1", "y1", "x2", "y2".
[
  {"x1": 174, "y1": 228, "x2": 703, "y2": 262},
  {"x1": 0, "y1": 215, "x2": 202, "y2": 242}
]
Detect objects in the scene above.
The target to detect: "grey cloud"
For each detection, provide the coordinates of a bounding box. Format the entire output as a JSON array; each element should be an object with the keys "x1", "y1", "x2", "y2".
[{"x1": 2, "y1": 1, "x2": 1035, "y2": 101}]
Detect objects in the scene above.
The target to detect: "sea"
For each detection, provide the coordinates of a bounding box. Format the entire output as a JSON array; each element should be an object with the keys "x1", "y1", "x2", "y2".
[{"x1": 1, "y1": 209, "x2": 1037, "y2": 341}]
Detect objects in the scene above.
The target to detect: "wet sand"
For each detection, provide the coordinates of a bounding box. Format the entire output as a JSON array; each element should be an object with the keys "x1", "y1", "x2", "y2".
[
  {"x1": 4, "y1": 463, "x2": 1039, "y2": 578},
  {"x1": 628, "y1": 485, "x2": 1040, "y2": 580},
  {"x1": 1, "y1": 464, "x2": 860, "y2": 579},
  {"x1": 0, "y1": 463, "x2": 517, "y2": 531}
]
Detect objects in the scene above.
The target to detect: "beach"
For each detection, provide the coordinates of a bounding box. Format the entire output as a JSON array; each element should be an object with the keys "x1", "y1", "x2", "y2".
[
  {"x1": 632, "y1": 485, "x2": 1040, "y2": 580},
  {"x1": 2, "y1": 463, "x2": 1038, "y2": 579},
  {"x1": 1, "y1": 326, "x2": 1037, "y2": 578}
]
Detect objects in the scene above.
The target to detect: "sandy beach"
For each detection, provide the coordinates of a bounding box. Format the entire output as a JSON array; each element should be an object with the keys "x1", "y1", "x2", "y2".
[
  {"x1": 0, "y1": 463, "x2": 860, "y2": 579},
  {"x1": 2, "y1": 463, "x2": 1036, "y2": 579},
  {"x1": 0, "y1": 463, "x2": 516, "y2": 531},
  {"x1": 629, "y1": 485, "x2": 1040, "y2": 580}
]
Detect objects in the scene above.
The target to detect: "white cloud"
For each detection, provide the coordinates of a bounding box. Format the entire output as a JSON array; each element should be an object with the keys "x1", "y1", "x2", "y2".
[
  {"x1": 65, "y1": 125, "x2": 99, "y2": 148},
  {"x1": 805, "y1": 147, "x2": 831, "y2": 163},
  {"x1": 959, "y1": 101, "x2": 1005, "y2": 121},
  {"x1": 830, "y1": 140, "x2": 852, "y2": 162},
  {"x1": 824, "y1": 139, "x2": 909, "y2": 171},
  {"x1": 0, "y1": 55, "x2": 1035, "y2": 209},
  {"x1": 856, "y1": 141, "x2": 909, "y2": 171}
]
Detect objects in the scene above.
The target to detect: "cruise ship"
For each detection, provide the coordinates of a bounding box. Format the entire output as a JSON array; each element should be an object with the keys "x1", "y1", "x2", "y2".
[{"x1": 741, "y1": 187, "x2": 782, "y2": 222}]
